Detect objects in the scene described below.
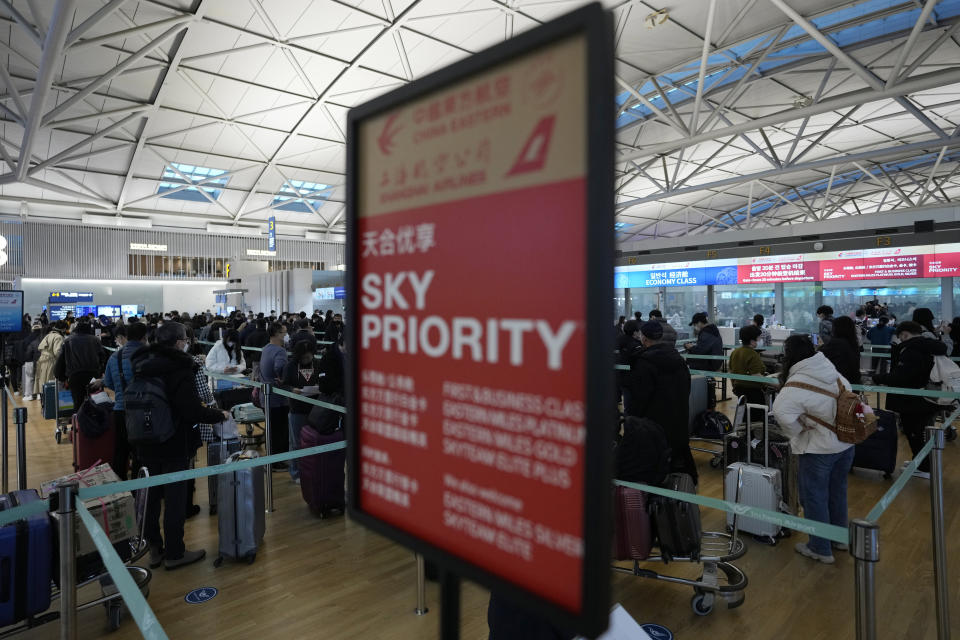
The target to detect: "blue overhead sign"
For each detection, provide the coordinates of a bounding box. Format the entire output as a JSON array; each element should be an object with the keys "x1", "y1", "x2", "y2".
[
  {"x1": 49, "y1": 292, "x2": 93, "y2": 303},
  {"x1": 615, "y1": 265, "x2": 738, "y2": 288},
  {"x1": 268, "y1": 216, "x2": 276, "y2": 252}
]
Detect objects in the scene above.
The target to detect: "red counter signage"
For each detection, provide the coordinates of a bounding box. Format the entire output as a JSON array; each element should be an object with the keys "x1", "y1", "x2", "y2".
[
  {"x1": 924, "y1": 251, "x2": 960, "y2": 277},
  {"x1": 819, "y1": 250, "x2": 923, "y2": 280},
  {"x1": 345, "y1": 5, "x2": 613, "y2": 636},
  {"x1": 738, "y1": 257, "x2": 819, "y2": 284}
]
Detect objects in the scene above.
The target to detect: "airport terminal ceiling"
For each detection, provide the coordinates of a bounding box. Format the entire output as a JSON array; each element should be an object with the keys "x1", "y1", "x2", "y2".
[{"x1": 0, "y1": 0, "x2": 957, "y2": 244}]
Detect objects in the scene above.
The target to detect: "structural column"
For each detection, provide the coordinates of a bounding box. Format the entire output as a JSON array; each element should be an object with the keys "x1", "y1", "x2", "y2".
[
  {"x1": 774, "y1": 282, "x2": 784, "y2": 326},
  {"x1": 941, "y1": 277, "x2": 953, "y2": 323},
  {"x1": 707, "y1": 285, "x2": 716, "y2": 323}
]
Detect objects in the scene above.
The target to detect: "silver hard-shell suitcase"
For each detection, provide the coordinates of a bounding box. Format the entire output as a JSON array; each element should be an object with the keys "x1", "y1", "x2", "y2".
[
  {"x1": 214, "y1": 449, "x2": 265, "y2": 567},
  {"x1": 724, "y1": 403, "x2": 783, "y2": 539},
  {"x1": 206, "y1": 438, "x2": 241, "y2": 515}
]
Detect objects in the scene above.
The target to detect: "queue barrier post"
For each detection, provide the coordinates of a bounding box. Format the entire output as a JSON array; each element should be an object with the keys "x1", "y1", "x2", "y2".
[
  {"x1": 263, "y1": 383, "x2": 274, "y2": 513},
  {"x1": 925, "y1": 427, "x2": 951, "y2": 640},
  {"x1": 415, "y1": 554, "x2": 428, "y2": 616},
  {"x1": 57, "y1": 482, "x2": 78, "y2": 640},
  {"x1": 439, "y1": 569, "x2": 460, "y2": 640},
  {"x1": 1, "y1": 383, "x2": 8, "y2": 494},
  {"x1": 14, "y1": 406, "x2": 26, "y2": 490},
  {"x1": 850, "y1": 519, "x2": 879, "y2": 640}
]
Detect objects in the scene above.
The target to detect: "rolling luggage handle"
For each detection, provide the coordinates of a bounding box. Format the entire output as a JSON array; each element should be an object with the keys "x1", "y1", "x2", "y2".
[{"x1": 744, "y1": 403, "x2": 770, "y2": 468}]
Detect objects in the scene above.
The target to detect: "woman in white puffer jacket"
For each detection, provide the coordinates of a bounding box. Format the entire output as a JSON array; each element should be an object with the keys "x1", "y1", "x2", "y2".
[
  {"x1": 204, "y1": 328, "x2": 243, "y2": 374},
  {"x1": 772, "y1": 334, "x2": 855, "y2": 565}
]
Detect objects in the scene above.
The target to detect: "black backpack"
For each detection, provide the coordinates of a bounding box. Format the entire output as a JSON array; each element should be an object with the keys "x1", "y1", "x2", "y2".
[
  {"x1": 124, "y1": 372, "x2": 176, "y2": 446},
  {"x1": 307, "y1": 393, "x2": 344, "y2": 435},
  {"x1": 616, "y1": 416, "x2": 672, "y2": 487},
  {"x1": 693, "y1": 410, "x2": 733, "y2": 439}
]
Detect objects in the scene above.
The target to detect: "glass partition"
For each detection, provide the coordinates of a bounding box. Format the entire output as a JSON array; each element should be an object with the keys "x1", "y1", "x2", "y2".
[
  {"x1": 823, "y1": 278, "x2": 941, "y2": 324},
  {"x1": 614, "y1": 290, "x2": 626, "y2": 323},
  {"x1": 784, "y1": 283, "x2": 818, "y2": 334},
  {"x1": 714, "y1": 284, "x2": 775, "y2": 328},
  {"x1": 627, "y1": 288, "x2": 661, "y2": 319},
  {"x1": 662, "y1": 286, "x2": 706, "y2": 340}
]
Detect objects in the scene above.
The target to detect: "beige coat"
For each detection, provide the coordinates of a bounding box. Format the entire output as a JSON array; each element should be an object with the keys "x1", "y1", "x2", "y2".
[{"x1": 34, "y1": 331, "x2": 64, "y2": 394}]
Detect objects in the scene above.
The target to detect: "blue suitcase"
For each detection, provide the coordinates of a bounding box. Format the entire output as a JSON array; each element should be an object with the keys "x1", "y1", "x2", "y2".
[
  {"x1": 42, "y1": 382, "x2": 57, "y2": 420},
  {"x1": 0, "y1": 490, "x2": 52, "y2": 625}
]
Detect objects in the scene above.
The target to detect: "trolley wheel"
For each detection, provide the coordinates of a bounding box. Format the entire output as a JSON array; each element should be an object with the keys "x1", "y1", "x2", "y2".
[
  {"x1": 946, "y1": 427, "x2": 957, "y2": 443},
  {"x1": 691, "y1": 593, "x2": 714, "y2": 616},
  {"x1": 246, "y1": 553, "x2": 256, "y2": 565},
  {"x1": 213, "y1": 556, "x2": 223, "y2": 568},
  {"x1": 107, "y1": 603, "x2": 122, "y2": 631},
  {"x1": 55, "y1": 430, "x2": 61, "y2": 444},
  {"x1": 883, "y1": 472, "x2": 892, "y2": 480},
  {"x1": 709, "y1": 457, "x2": 721, "y2": 469}
]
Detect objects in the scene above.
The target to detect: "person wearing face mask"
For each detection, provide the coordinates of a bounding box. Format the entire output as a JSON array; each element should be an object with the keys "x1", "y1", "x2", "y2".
[
  {"x1": 130, "y1": 322, "x2": 230, "y2": 569},
  {"x1": 205, "y1": 328, "x2": 243, "y2": 374},
  {"x1": 281, "y1": 340, "x2": 322, "y2": 483},
  {"x1": 323, "y1": 313, "x2": 344, "y2": 345},
  {"x1": 260, "y1": 322, "x2": 290, "y2": 470}
]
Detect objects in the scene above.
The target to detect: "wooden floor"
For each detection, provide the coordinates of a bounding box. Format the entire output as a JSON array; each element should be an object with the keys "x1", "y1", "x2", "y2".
[{"x1": 6, "y1": 387, "x2": 960, "y2": 640}]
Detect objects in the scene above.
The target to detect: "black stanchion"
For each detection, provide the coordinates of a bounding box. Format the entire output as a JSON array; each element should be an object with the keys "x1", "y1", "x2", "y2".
[
  {"x1": 14, "y1": 406, "x2": 26, "y2": 490},
  {"x1": 439, "y1": 570, "x2": 461, "y2": 640}
]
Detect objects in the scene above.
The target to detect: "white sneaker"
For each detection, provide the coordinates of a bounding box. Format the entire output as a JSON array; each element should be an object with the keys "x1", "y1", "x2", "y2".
[
  {"x1": 832, "y1": 542, "x2": 849, "y2": 552},
  {"x1": 912, "y1": 470, "x2": 931, "y2": 480},
  {"x1": 795, "y1": 542, "x2": 835, "y2": 564}
]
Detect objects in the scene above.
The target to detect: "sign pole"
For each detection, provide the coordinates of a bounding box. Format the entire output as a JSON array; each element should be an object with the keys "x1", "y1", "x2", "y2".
[{"x1": 439, "y1": 570, "x2": 460, "y2": 640}]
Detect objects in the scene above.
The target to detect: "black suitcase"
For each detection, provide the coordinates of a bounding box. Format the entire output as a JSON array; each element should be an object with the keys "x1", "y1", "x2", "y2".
[
  {"x1": 214, "y1": 388, "x2": 253, "y2": 411},
  {"x1": 853, "y1": 408, "x2": 898, "y2": 479},
  {"x1": 648, "y1": 473, "x2": 701, "y2": 561}
]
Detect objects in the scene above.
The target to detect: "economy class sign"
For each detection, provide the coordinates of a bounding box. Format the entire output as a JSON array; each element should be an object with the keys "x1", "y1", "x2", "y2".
[{"x1": 345, "y1": 4, "x2": 613, "y2": 636}]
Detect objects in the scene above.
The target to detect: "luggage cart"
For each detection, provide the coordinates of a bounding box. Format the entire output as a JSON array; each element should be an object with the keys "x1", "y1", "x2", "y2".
[
  {"x1": 612, "y1": 482, "x2": 749, "y2": 617},
  {"x1": 0, "y1": 468, "x2": 153, "y2": 636}
]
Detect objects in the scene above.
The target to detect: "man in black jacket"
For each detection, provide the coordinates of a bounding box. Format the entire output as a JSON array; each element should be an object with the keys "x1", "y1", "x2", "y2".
[
  {"x1": 624, "y1": 321, "x2": 696, "y2": 483},
  {"x1": 873, "y1": 321, "x2": 945, "y2": 478},
  {"x1": 323, "y1": 313, "x2": 344, "y2": 345},
  {"x1": 243, "y1": 318, "x2": 269, "y2": 378},
  {"x1": 131, "y1": 322, "x2": 228, "y2": 569},
  {"x1": 59, "y1": 320, "x2": 107, "y2": 409},
  {"x1": 684, "y1": 311, "x2": 723, "y2": 409},
  {"x1": 289, "y1": 318, "x2": 318, "y2": 351}
]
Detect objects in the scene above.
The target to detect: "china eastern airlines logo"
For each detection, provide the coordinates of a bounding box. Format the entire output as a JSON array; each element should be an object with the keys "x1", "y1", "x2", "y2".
[{"x1": 378, "y1": 113, "x2": 403, "y2": 156}]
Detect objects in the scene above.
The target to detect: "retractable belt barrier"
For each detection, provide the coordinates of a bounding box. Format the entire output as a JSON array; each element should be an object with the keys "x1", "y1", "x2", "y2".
[
  {"x1": 76, "y1": 501, "x2": 169, "y2": 640},
  {"x1": 614, "y1": 478, "x2": 848, "y2": 543},
  {"x1": 8, "y1": 354, "x2": 949, "y2": 639}
]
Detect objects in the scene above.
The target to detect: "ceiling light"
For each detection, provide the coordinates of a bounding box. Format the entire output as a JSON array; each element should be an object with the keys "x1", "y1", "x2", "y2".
[
  {"x1": 206, "y1": 223, "x2": 264, "y2": 237},
  {"x1": 645, "y1": 9, "x2": 668, "y2": 28},
  {"x1": 81, "y1": 213, "x2": 152, "y2": 228}
]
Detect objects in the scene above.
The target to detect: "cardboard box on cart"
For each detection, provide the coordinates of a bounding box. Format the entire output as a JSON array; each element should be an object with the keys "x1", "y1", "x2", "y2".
[{"x1": 40, "y1": 464, "x2": 137, "y2": 557}]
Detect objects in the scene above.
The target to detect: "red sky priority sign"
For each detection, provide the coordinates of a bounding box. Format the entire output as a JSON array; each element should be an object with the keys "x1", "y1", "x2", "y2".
[{"x1": 345, "y1": 4, "x2": 614, "y2": 635}]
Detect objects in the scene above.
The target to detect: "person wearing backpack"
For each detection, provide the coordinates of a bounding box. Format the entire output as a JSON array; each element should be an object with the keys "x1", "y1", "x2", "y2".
[
  {"x1": 623, "y1": 321, "x2": 695, "y2": 484},
  {"x1": 128, "y1": 322, "x2": 229, "y2": 570},
  {"x1": 102, "y1": 321, "x2": 147, "y2": 479},
  {"x1": 873, "y1": 321, "x2": 946, "y2": 479},
  {"x1": 771, "y1": 334, "x2": 855, "y2": 565}
]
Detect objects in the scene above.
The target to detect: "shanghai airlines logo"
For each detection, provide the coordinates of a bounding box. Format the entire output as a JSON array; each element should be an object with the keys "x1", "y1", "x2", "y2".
[
  {"x1": 506, "y1": 116, "x2": 555, "y2": 177},
  {"x1": 378, "y1": 113, "x2": 403, "y2": 156}
]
